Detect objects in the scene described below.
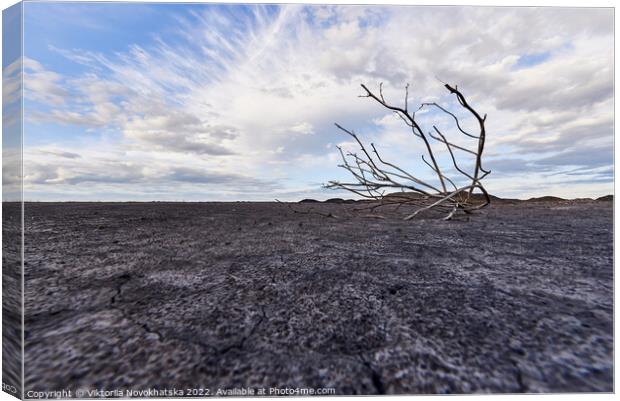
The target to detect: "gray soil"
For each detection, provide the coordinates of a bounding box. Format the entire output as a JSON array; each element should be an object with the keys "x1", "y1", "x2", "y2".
[{"x1": 20, "y1": 200, "x2": 613, "y2": 395}]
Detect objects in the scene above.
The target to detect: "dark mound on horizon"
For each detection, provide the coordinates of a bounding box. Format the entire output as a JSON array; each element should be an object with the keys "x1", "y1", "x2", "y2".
[
  {"x1": 526, "y1": 196, "x2": 567, "y2": 202},
  {"x1": 21, "y1": 200, "x2": 612, "y2": 394},
  {"x1": 383, "y1": 191, "x2": 515, "y2": 204},
  {"x1": 299, "y1": 198, "x2": 374, "y2": 204},
  {"x1": 296, "y1": 193, "x2": 610, "y2": 205}
]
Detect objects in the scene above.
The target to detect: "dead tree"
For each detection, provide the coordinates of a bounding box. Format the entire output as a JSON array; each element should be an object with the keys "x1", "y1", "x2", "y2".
[{"x1": 326, "y1": 83, "x2": 491, "y2": 220}]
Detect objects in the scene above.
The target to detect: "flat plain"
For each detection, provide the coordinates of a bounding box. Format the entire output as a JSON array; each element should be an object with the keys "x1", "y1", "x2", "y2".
[{"x1": 19, "y1": 199, "x2": 613, "y2": 394}]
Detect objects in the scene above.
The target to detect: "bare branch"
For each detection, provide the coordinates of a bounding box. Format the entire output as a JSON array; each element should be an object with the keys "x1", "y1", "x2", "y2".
[
  {"x1": 360, "y1": 84, "x2": 447, "y2": 192},
  {"x1": 327, "y1": 82, "x2": 490, "y2": 220},
  {"x1": 404, "y1": 83, "x2": 410, "y2": 113},
  {"x1": 421, "y1": 102, "x2": 479, "y2": 139},
  {"x1": 430, "y1": 126, "x2": 475, "y2": 181}
]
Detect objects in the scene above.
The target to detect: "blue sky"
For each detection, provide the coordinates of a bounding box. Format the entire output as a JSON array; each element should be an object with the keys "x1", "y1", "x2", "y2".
[
  {"x1": 513, "y1": 51, "x2": 551, "y2": 69},
  {"x1": 3, "y1": 2, "x2": 614, "y2": 201}
]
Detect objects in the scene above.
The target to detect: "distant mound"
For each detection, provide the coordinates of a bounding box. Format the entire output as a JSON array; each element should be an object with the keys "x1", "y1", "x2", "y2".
[
  {"x1": 323, "y1": 191, "x2": 606, "y2": 204},
  {"x1": 526, "y1": 196, "x2": 566, "y2": 203},
  {"x1": 596, "y1": 195, "x2": 613, "y2": 202},
  {"x1": 469, "y1": 193, "x2": 505, "y2": 202},
  {"x1": 383, "y1": 191, "x2": 505, "y2": 203},
  {"x1": 298, "y1": 198, "x2": 354, "y2": 204}
]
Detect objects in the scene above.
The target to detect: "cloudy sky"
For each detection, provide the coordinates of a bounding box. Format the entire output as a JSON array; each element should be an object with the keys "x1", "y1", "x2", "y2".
[{"x1": 3, "y1": 2, "x2": 614, "y2": 201}]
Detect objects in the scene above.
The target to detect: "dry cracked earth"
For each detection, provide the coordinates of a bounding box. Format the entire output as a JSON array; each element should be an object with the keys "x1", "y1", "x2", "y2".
[{"x1": 6, "y1": 199, "x2": 614, "y2": 395}]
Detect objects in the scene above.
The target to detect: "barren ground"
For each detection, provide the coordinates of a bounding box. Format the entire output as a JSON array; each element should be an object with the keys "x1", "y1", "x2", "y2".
[{"x1": 21, "y1": 200, "x2": 613, "y2": 394}]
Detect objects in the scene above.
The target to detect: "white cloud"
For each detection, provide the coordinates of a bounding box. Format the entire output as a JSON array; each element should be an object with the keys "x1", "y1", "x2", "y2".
[
  {"x1": 289, "y1": 122, "x2": 315, "y2": 135},
  {"x1": 3, "y1": 58, "x2": 22, "y2": 106},
  {"x1": 23, "y1": 57, "x2": 69, "y2": 106},
  {"x1": 22, "y1": 5, "x2": 613, "y2": 200}
]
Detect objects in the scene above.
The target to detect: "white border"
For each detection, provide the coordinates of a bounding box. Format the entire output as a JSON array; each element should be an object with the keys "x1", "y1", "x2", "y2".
[{"x1": 0, "y1": 2, "x2": 615, "y2": 401}]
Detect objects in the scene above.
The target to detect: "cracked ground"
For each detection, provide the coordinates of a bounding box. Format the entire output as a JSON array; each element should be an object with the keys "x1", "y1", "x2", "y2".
[{"x1": 21, "y1": 200, "x2": 612, "y2": 394}]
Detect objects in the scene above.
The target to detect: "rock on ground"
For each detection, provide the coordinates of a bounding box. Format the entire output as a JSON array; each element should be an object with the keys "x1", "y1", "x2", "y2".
[{"x1": 20, "y1": 201, "x2": 613, "y2": 394}]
